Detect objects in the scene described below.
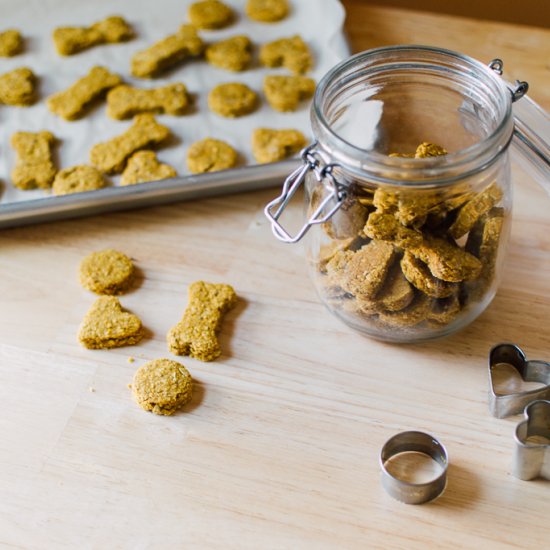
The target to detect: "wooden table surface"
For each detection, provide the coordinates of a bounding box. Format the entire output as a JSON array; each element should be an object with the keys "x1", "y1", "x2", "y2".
[{"x1": 2, "y1": 4, "x2": 550, "y2": 549}]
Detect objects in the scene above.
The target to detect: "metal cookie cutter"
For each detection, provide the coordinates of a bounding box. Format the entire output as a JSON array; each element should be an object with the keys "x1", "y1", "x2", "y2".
[
  {"x1": 514, "y1": 400, "x2": 550, "y2": 480},
  {"x1": 489, "y1": 343, "x2": 550, "y2": 418},
  {"x1": 379, "y1": 431, "x2": 448, "y2": 504}
]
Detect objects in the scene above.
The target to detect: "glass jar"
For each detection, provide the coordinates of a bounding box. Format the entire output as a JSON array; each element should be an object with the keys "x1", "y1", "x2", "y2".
[{"x1": 265, "y1": 45, "x2": 550, "y2": 343}]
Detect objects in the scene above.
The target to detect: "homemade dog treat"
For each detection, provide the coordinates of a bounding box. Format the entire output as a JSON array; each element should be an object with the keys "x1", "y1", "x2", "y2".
[
  {"x1": 52, "y1": 165, "x2": 106, "y2": 195},
  {"x1": 259, "y1": 35, "x2": 313, "y2": 74},
  {"x1": 208, "y1": 82, "x2": 258, "y2": 118},
  {"x1": 53, "y1": 15, "x2": 133, "y2": 55},
  {"x1": 251, "y1": 128, "x2": 306, "y2": 163},
  {"x1": 78, "y1": 296, "x2": 143, "y2": 349},
  {"x1": 246, "y1": 0, "x2": 289, "y2": 22},
  {"x1": 188, "y1": 0, "x2": 233, "y2": 29},
  {"x1": 0, "y1": 67, "x2": 36, "y2": 106},
  {"x1": 131, "y1": 25, "x2": 204, "y2": 78},
  {"x1": 107, "y1": 83, "x2": 190, "y2": 119},
  {"x1": 79, "y1": 249, "x2": 135, "y2": 295},
  {"x1": 47, "y1": 66, "x2": 122, "y2": 120},
  {"x1": 187, "y1": 138, "x2": 238, "y2": 173},
  {"x1": 167, "y1": 281, "x2": 237, "y2": 361},
  {"x1": 205, "y1": 36, "x2": 252, "y2": 72},
  {"x1": 11, "y1": 131, "x2": 56, "y2": 190},
  {"x1": 0, "y1": 29, "x2": 23, "y2": 56},
  {"x1": 400, "y1": 251, "x2": 458, "y2": 298},
  {"x1": 90, "y1": 114, "x2": 170, "y2": 174},
  {"x1": 120, "y1": 151, "x2": 176, "y2": 185},
  {"x1": 263, "y1": 75, "x2": 315, "y2": 112},
  {"x1": 131, "y1": 359, "x2": 193, "y2": 416}
]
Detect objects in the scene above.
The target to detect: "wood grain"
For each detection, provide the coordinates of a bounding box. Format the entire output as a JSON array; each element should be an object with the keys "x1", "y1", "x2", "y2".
[{"x1": 1, "y1": 4, "x2": 550, "y2": 548}]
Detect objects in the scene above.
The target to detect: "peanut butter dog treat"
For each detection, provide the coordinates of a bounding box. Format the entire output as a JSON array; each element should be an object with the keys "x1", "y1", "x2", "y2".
[
  {"x1": 427, "y1": 294, "x2": 461, "y2": 326},
  {"x1": 364, "y1": 212, "x2": 423, "y2": 249},
  {"x1": 53, "y1": 165, "x2": 106, "y2": 195},
  {"x1": 379, "y1": 293, "x2": 432, "y2": 328},
  {"x1": 79, "y1": 249, "x2": 135, "y2": 295},
  {"x1": 120, "y1": 151, "x2": 176, "y2": 185},
  {"x1": 317, "y1": 192, "x2": 368, "y2": 240},
  {"x1": 10, "y1": 131, "x2": 56, "y2": 190},
  {"x1": 47, "y1": 66, "x2": 122, "y2": 120},
  {"x1": 205, "y1": 36, "x2": 252, "y2": 72},
  {"x1": 260, "y1": 35, "x2": 313, "y2": 74},
  {"x1": 208, "y1": 82, "x2": 258, "y2": 118},
  {"x1": 188, "y1": 0, "x2": 233, "y2": 29},
  {"x1": 107, "y1": 83, "x2": 189, "y2": 119},
  {"x1": 246, "y1": 0, "x2": 289, "y2": 22},
  {"x1": 263, "y1": 75, "x2": 315, "y2": 112},
  {"x1": 0, "y1": 67, "x2": 36, "y2": 106},
  {"x1": 415, "y1": 142, "x2": 448, "y2": 158},
  {"x1": 251, "y1": 127, "x2": 306, "y2": 163},
  {"x1": 131, "y1": 25, "x2": 204, "y2": 78},
  {"x1": 90, "y1": 114, "x2": 170, "y2": 174},
  {"x1": 132, "y1": 359, "x2": 193, "y2": 416},
  {"x1": 318, "y1": 237, "x2": 362, "y2": 273},
  {"x1": 400, "y1": 251, "x2": 458, "y2": 298},
  {"x1": 0, "y1": 29, "x2": 23, "y2": 56},
  {"x1": 167, "y1": 281, "x2": 237, "y2": 361},
  {"x1": 78, "y1": 296, "x2": 143, "y2": 349},
  {"x1": 187, "y1": 138, "x2": 238, "y2": 173},
  {"x1": 53, "y1": 15, "x2": 133, "y2": 55}
]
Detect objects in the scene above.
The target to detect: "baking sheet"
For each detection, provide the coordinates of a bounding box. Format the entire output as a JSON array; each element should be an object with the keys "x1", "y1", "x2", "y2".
[{"x1": 0, "y1": 0, "x2": 349, "y2": 228}]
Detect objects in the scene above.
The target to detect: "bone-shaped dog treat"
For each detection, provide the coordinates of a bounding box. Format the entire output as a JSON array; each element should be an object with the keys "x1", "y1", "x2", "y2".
[
  {"x1": 47, "y1": 66, "x2": 122, "y2": 120},
  {"x1": 53, "y1": 15, "x2": 134, "y2": 56},
  {"x1": 120, "y1": 151, "x2": 176, "y2": 185},
  {"x1": 259, "y1": 35, "x2": 313, "y2": 74},
  {"x1": 0, "y1": 67, "x2": 36, "y2": 106},
  {"x1": 11, "y1": 131, "x2": 57, "y2": 190},
  {"x1": 167, "y1": 281, "x2": 237, "y2": 361},
  {"x1": 90, "y1": 114, "x2": 170, "y2": 174},
  {"x1": 107, "y1": 83, "x2": 190, "y2": 119}
]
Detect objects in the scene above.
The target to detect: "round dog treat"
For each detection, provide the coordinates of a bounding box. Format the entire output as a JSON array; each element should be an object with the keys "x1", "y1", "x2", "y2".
[
  {"x1": 263, "y1": 74, "x2": 315, "y2": 112},
  {"x1": 52, "y1": 165, "x2": 106, "y2": 195},
  {"x1": 187, "y1": 138, "x2": 238, "y2": 173},
  {"x1": 79, "y1": 249, "x2": 135, "y2": 295},
  {"x1": 246, "y1": 0, "x2": 289, "y2": 22},
  {"x1": 208, "y1": 82, "x2": 258, "y2": 118},
  {"x1": 132, "y1": 358, "x2": 193, "y2": 416},
  {"x1": 188, "y1": 0, "x2": 233, "y2": 29}
]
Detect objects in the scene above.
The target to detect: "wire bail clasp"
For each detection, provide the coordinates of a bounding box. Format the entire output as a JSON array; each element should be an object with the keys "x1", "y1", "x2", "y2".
[{"x1": 489, "y1": 58, "x2": 529, "y2": 102}]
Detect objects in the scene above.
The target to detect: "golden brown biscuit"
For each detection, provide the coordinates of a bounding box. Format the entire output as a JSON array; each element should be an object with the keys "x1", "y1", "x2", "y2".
[
  {"x1": 120, "y1": 151, "x2": 176, "y2": 185},
  {"x1": 131, "y1": 25, "x2": 204, "y2": 78},
  {"x1": 205, "y1": 36, "x2": 252, "y2": 72},
  {"x1": 0, "y1": 67, "x2": 36, "y2": 106},
  {"x1": 251, "y1": 127, "x2": 306, "y2": 163},
  {"x1": 186, "y1": 138, "x2": 238, "y2": 173},
  {"x1": 208, "y1": 82, "x2": 258, "y2": 117},
  {"x1": 52, "y1": 165, "x2": 106, "y2": 195},
  {"x1": 188, "y1": 0, "x2": 233, "y2": 29},
  {"x1": 132, "y1": 359, "x2": 193, "y2": 416},
  {"x1": 263, "y1": 75, "x2": 315, "y2": 112},
  {"x1": 246, "y1": 0, "x2": 289, "y2": 22},
  {"x1": 317, "y1": 237, "x2": 362, "y2": 273},
  {"x1": 364, "y1": 212, "x2": 423, "y2": 249},
  {"x1": 79, "y1": 249, "x2": 135, "y2": 294},
  {"x1": 0, "y1": 29, "x2": 23, "y2": 56},
  {"x1": 379, "y1": 293, "x2": 432, "y2": 328},
  {"x1": 90, "y1": 114, "x2": 170, "y2": 174},
  {"x1": 427, "y1": 294, "x2": 461, "y2": 326},
  {"x1": 316, "y1": 192, "x2": 368, "y2": 240},
  {"x1": 47, "y1": 66, "x2": 122, "y2": 120},
  {"x1": 167, "y1": 281, "x2": 237, "y2": 361},
  {"x1": 78, "y1": 296, "x2": 143, "y2": 349},
  {"x1": 10, "y1": 131, "x2": 56, "y2": 190},
  {"x1": 259, "y1": 35, "x2": 312, "y2": 74},
  {"x1": 415, "y1": 142, "x2": 448, "y2": 158},
  {"x1": 400, "y1": 251, "x2": 458, "y2": 298}
]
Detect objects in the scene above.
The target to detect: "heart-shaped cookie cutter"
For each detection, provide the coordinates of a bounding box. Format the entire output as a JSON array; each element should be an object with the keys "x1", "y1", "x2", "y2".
[
  {"x1": 489, "y1": 343, "x2": 550, "y2": 418},
  {"x1": 514, "y1": 400, "x2": 550, "y2": 480}
]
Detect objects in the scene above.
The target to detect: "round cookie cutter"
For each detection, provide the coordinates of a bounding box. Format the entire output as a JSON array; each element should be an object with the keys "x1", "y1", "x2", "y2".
[{"x1": 379, "y1": 431, "x2": 448, "y2": 504}]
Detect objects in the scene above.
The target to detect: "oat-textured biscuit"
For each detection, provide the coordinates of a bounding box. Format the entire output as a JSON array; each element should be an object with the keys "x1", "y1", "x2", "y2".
[
  {"x1": 415, "y1": 142, "x2": 448, "y2": 158},
  {"x1": 11, "y1": 131, "x2": 56, "y2": 190},
  {"x1": 260, "y1": 35, "x2": 312, "y2": 74},
  {"x1": 188, "y1": 0, "x2": 233, "y2": 29},
  {"x1": 53, "y1": 165, "x2": 106, "y2": 195},
  {"x1": 315, "y1": 191, "x2": 368, "y2": 240},
  {"x1": 205, "y1": 36, "x2": 252, "y2": 72},
  {"x1": 120, "y1": 151, "x2": 176, "y2": 185},
  {"x1": 364, "y1": 212, "x2": 423, "y2": 249},
  {"x1": 167, "y1": 281, "x2": 237, "y2": 361},
  {"x1": 0, "y1": 29, "x2": 23, "y2": 56},
  {"x1": 90, "y1": 114, "x2": 170, "y2": 174},
  {"x1": 400, "y1": 251, "x2": 458, "y2": 298},
  {"x1": 317, "y1": 237, "x2": 361, "y2": 273},
  {"x1": 79, "y1": 249, "x2": 135, "y2": 294},
  {"x1": 131, "y1": 25, "x2": 204, "y2": 78},
  {"x1": 187, "y1": 138, "x2": 238, "y2": 173},
  {"x1": 246, "y1": 0, "x2": 289, "y2": 22},
  {"x1": 208, "y1": 82, "x2": 258, "y2": 118},
  {"x1": 107, "y1": 83, "x2": 189, "y2": 119},
  {"x1": 47, "y1": 66, "x2": 122, "y2": 120},
  {"x1": 78, "y1": 296, "x2": 143, "y2": 349},
  {"x1": 0, "y1": 67, "x2": 36, "y2": 106},
  {"x1": 132, "y1": 359, "x2": 193, "y2": 416},
  {"x1": 53, "y1": 15, "x2": 133, "y2": 55},
  {"x1": 379, "y1": 293, "x2": 432, "y2": 328},
  {"x1": 263, "y1": 75, "x2": 315, "y2": 112},
  {"x1": 251, "y1": 127, "x2": 306, "y2": 163},
  {"x1": 427, "y1": 294, "x2": 461, "y2": 326}
]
